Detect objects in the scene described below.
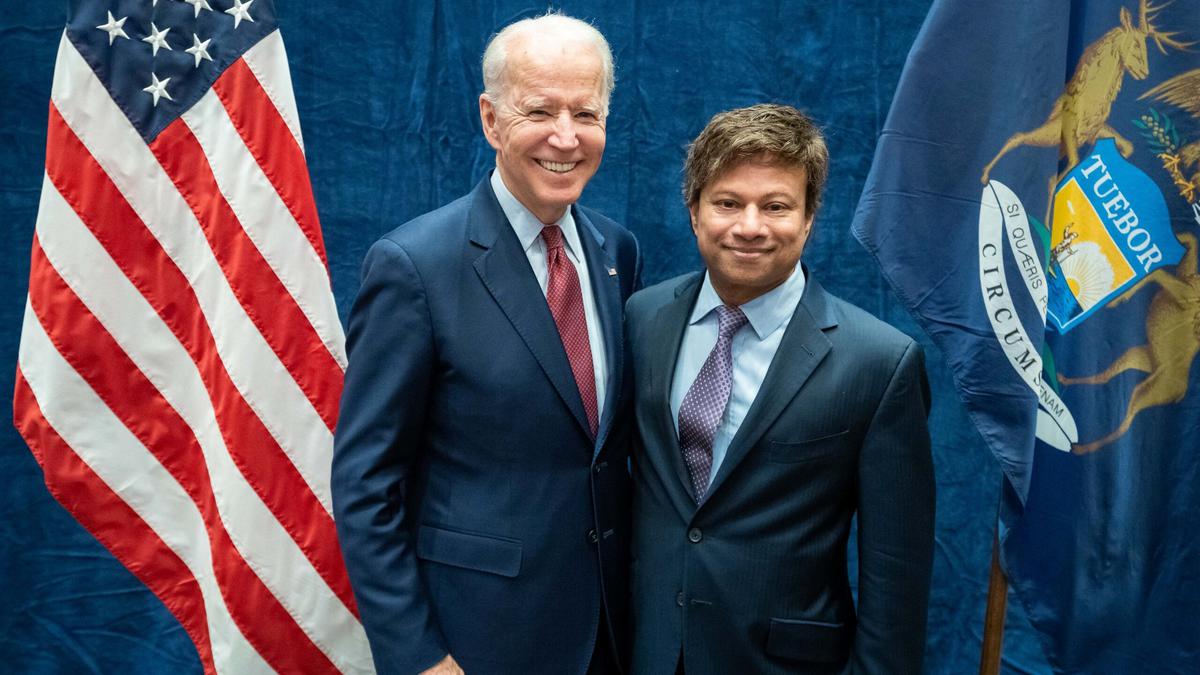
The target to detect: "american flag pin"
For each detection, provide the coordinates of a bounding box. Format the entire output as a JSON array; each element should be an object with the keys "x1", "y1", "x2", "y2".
[{"x1": 608, "y1": 267, "x2": 617, "y2": 276}]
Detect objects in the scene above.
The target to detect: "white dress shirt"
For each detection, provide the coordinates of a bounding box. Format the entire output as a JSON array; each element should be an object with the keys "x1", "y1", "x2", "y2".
[
  {"x1": 490, "y1": 169, "x2": 608, "y2": 423},
  {"x1": 669, "y1": 264, "x2": 807, "y2": 486}
]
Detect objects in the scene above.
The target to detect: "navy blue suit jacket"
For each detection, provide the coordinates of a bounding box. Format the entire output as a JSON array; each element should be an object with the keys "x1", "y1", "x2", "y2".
[
  {"x1": 626, "y1": 271, "x2": 935, "y2": 675},
  {"x1": 332, "y1": 177, "x2": 641, "y2": 675}
]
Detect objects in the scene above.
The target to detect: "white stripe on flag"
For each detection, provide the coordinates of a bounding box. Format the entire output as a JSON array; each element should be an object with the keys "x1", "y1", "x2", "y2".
[
  {"x1": 34, "y1": 170, "x2": 371, "y2": 673},
  {"x1": 17, "y1": 302, "x2": 275, "y2": 675},
  {"x1": 49, "y1": 36, "x2": 337, "y2": 513},
  {"x1": 243, "y1": 30, "x2": 307, "y2": 154},
  {"x1": 184, "y1": 90, "x2": 346, "y2": 371}
]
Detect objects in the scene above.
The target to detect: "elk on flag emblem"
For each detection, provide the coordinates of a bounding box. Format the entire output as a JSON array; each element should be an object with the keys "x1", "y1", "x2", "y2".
[{"x1": 13, "y1": 1, "x2": 374, "y2": 673}]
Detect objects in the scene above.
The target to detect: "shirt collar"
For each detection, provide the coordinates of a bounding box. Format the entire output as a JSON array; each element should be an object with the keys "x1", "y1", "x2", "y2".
[
  {"x1": 690, "y1": 263, "x2": 807, "y2": 340},
  {"x1": 490, "y1": 169, "x2": 583, "y2": 262}
]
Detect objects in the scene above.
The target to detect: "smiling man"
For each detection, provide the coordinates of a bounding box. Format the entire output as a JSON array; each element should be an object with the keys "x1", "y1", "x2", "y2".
[
  {"x1": 332, "y1": 13, "x2": 641, "y2": 675},
  {"x1": 626, "y1": 104, "x2": 935, "y2": 675}
]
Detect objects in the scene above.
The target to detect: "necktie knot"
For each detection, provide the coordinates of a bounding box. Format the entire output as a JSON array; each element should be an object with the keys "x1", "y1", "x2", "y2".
[
  {"x1": 716, "y1": 305, "x2": 748, "y2": 340},
  {"x1": 541, "y1": 225, "x2": 565, "y2": 252}
]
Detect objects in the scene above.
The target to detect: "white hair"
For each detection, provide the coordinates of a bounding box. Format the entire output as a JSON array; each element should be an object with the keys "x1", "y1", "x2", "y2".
[{"x1": 481, "y1": 12, "x2": 615, "y2": 114}]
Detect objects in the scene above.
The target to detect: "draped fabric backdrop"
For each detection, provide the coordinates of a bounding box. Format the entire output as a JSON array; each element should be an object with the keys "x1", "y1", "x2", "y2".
[{"x1": 1, "y1": 1, "x2": 1050, "y2": 672}]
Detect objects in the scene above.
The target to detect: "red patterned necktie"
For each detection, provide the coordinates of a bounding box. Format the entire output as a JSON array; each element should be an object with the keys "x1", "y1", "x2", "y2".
[{"x1": 542, "y1": 225, "x2": 598, "y2": 436}]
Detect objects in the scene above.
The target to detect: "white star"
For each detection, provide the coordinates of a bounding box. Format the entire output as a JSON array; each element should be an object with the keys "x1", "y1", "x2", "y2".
[
  {"x1": 183, "y1": 0, "x2": 213, "y2": 18},
  {"x1": 225, "y1": 0, "x2": 255, "y2": 29},
  {"x1": 185, "y1": 34, "x2": 213, "y2": 68},
  {"x1": 96, "y1": 11, "x2": 129, "y2": 46},
  {"x1": 141, "y1": 22, "x2": 173, "y2": 57},
  {"x1": 143, "y1": 72, "x2": 174, "y2": 107}
]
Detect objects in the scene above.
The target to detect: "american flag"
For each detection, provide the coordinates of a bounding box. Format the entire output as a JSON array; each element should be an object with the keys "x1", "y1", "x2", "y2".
[{"x1": 13, "y1": 1, "x2": 373, "y2": 673}]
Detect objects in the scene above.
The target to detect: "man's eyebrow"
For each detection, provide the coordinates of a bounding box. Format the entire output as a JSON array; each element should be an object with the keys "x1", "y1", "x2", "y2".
[
  {"x1": 511, "y1": 96, "x2": 549, "y2": 109},
  {"x1": 514, "y1": 95, "x2": 601, "y2": 110},
  {"x1": 706, "y1": 190, "x2": 797, "y2": 201}
]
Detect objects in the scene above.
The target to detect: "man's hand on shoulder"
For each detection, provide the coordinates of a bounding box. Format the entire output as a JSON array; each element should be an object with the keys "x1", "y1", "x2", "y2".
[{"x1": 420, "y1": 654, "x2": 464, "y2": 675}]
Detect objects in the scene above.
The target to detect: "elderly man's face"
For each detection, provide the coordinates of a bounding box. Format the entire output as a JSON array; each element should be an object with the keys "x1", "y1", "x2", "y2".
[
  {"x1": 690, "y1": 160, "x2": 814, "y2": 306},
  {"x1": 480, "y1": 37, "x2": 607, "y2": 224}
]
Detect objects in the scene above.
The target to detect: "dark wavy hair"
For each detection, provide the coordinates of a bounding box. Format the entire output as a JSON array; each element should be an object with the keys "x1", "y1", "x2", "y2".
[{"x1": 683, "y1": 104, "x2": 829, "y2": 217}]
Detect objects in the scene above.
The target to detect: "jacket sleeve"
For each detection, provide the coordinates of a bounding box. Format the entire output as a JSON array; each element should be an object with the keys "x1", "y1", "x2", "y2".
[
  {"x1": 331, "y1": 238, "x2": 447, "y2": 675},
  {"x1": 851, "y1": 340, "x2": 936, "y2": 674}
]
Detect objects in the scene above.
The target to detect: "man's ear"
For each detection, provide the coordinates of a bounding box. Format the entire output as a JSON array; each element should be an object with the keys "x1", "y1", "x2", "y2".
[
  {"x1": 479, "y1": 94, "x2": 501, "y2": 151},
  {"x1": 689, "y1": 204, "x2": 699, "y2": 236}
]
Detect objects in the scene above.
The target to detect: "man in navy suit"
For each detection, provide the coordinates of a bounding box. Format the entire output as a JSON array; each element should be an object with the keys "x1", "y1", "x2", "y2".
[
  {"x1": 627, "y1": 104, "x2": 935, "y2": 674},
  {"x1": 332, "y1": 13, "x2": 640, "y2": 675}
]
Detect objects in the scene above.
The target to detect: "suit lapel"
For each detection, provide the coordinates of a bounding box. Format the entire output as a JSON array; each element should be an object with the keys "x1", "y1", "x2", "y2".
[
  {"x1": 468, "y1": 180, "x2": 593, "y2": 441},
  {"x1": 702, "y1": 275, "x2": 837, "y2": 503},
  {"x1": 650, "y1": 274, "x2": 704, "y2": 505},
  {"x1": 575, "y1": 208, "x2": 622, "y2": 453}
]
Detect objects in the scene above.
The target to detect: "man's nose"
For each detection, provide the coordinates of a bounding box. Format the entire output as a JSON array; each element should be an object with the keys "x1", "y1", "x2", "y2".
[
  {"x1": 732, "y1": 207, "x2": 767, "y2": 237},
  {"x1": 547, "y1": 111, "x2": 580, "y2": 150}
]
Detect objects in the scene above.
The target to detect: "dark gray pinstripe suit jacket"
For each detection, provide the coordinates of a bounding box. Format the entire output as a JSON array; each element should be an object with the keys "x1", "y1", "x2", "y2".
[{"x1": 627, "y1": 270, "x2": 935, "y2": 675}]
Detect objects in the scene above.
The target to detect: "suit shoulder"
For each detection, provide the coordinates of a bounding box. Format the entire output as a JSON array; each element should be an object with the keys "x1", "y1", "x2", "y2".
[
  {"x1": 375, "y1": 192, "x2": 474, "y2": 258},
  {"x1": 824, "y1": 291, "x2": 920, "y2": 361},
  {"x1": 577, "y1": 204, "x2": 625, "y2": 237},
  {"x1": 627, "y1": 272, "x2": 700, "y2": 319},
  {"x1": 578, "y1": 204, "x2": 639, "y2": 258}
]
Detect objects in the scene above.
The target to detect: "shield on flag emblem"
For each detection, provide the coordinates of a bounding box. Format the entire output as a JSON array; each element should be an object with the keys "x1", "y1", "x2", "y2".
[{"x1": 1047, "y1": 138, "x2": 1183, "y2": 332}]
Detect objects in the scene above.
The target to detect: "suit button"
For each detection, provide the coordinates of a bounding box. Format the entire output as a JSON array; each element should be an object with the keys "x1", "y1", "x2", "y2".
[
  {"x1": 688, "y1": 528, "x2": 703, "y2": 543},
  {"x1": 592, "y1": 463, "x2": 602, "y2": 474},
  {"x1": 588, "y1": 529, "x2": 599, "y2": 544},
  {"x1": 675, "y1": 592, "x2": 684, "y2": 607}
]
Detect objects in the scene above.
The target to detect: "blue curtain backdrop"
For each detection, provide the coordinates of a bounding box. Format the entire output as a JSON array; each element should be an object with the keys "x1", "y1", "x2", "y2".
[{"x1": 1, "y1": 1, "x2": 1050, "y2": 673}]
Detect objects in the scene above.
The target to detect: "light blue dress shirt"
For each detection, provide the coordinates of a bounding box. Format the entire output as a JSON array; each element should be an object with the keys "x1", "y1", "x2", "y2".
[
  {"x1": 490, "y1": 169, "x2": 608, "y2": 421},
  {"x1": 669, "y1": 263, "x2": 807, "y2": 486}
]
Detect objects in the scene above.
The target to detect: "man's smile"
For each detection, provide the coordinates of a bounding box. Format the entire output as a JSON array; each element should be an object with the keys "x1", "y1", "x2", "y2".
[
  {"x1": 726, "y1": 245, "x2": 772, "y2": 259},
  {"x1": 537, "y1": 159, "x2": 579, "y2": 173}
]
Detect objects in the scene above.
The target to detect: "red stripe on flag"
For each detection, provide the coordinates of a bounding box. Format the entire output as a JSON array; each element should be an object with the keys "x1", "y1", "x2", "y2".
[
  {"x1": 13, "y1": 369, "x2": 219, "y2": 675},
  {"x1": 43, "y1": 104, "x2": 359, "y2": 617},
  {"x1": 25, "y1": 237, "x2": 342, "y2": 675},
  {"x1": 212, "y1": 58, "x2": 329, "y2": 267},
  {"x1": 150, "y1": 121, "x2": 342, "y2": 432}
]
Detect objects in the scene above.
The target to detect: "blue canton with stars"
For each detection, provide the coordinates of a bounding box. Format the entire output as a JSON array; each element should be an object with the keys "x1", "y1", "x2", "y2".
[{"x1": 67, "y1": 0, "x2": 278, "y2": 143}]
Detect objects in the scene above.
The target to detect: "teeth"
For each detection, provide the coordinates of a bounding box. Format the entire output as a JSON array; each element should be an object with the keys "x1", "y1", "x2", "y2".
[{"x1": 537, "y1": 160, "x2": 577, "y2": 173}]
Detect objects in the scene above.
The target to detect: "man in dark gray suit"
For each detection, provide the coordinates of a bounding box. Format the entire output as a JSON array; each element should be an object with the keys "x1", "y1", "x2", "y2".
[{"x1": 627, "y1": 104, "x2": 935, "y2": 675}]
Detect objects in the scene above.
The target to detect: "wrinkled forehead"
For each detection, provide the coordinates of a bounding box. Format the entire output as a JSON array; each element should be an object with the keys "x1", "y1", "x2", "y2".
[{"x1": 503, "y1": 35, "x2": 605, "y2": 93}]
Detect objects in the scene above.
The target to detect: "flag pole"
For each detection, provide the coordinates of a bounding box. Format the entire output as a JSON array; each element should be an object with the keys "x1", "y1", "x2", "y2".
[{"x1": 978, "y1": 528, "x2": 1008, "y2": 675}]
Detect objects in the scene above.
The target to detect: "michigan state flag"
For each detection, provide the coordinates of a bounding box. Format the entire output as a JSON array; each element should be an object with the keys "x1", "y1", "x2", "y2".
[{"x1": 852, "y1": 0, "x2": 1200, "y2": 671}]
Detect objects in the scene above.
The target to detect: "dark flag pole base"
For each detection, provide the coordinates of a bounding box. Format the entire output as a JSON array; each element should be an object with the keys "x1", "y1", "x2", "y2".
[{"x1": 979, "y1": 528, "x2": 1008, "y2": 675}]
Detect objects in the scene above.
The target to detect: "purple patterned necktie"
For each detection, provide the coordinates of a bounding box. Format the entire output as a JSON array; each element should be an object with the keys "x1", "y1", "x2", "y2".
[{"x1": 678, "y1": 305, "x2": 748, "y2": 502}]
